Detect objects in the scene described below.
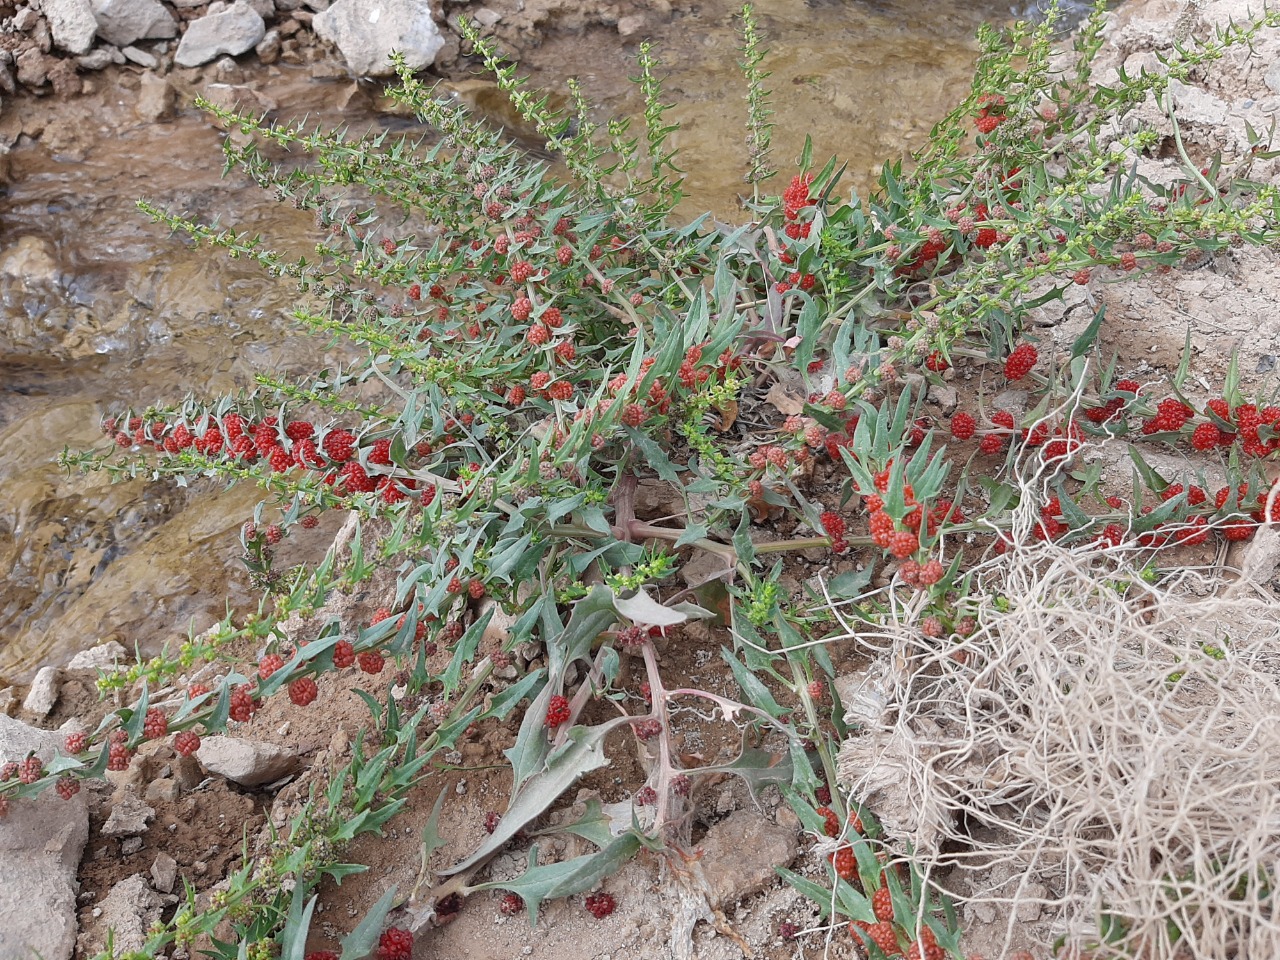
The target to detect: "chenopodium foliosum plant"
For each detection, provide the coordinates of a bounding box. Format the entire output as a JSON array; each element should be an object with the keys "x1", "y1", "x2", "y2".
[{"x1": 43, "y1": 0, "x2": 1280, "y2": 954}]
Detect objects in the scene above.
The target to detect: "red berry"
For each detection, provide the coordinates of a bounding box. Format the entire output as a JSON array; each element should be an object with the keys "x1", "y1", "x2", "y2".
[
  {"x1": 1073, "y1": 267, "x2": 1091, "y2": 285},
  {"x1": 831, "y1": 846, "x2": 856, "y2": 881},
  {"x1": 229, "y1": 685, "x2": 258, "y2": 723},
  {"x1": 507, "y1": 385, "x2": 527, "y2": 405},
  {"x1": 1004, "y1": 343, "x2": 1038, "y2": 381},
  {"x1": 584, "y1": 891, "x2": 616, "y2": 919},
  {"x1": 511, "y1": 297, "x2": 532, "y2": 321},
  {"x1": 889, "y1": 531, "x2": 918, "y2": 559},
  {"x1": 1190, "y1": 421, "x2": 1220, "y2": 451},
  {"x1": 526, "y1": 323, "x2": 550, "y2": 345},
  {"x1": 500, "y1": 892, "x2": 524, "y2": 915},
  {"x1": 258, "y1": 654, "x2": 285, "y2": 681},
  {"x1": 288, "y1": 677, "x2": 319, "y2": 707},
  {"x1": 510, "y1": 260, "x2": 533, "y2": 283},
  {"x1": 376, "y1": 926, "x2": 413, "y2": 960},
  {"x1": 174, "y1": 731, "x2": 201, "y2": 757},
  {"x1": 56, "y1": 776, "x2": 80, "y2": 800},
  {"x1": 950, "y1": 411, "x2": 976, "y2": 440},
  {"x1": 815, "y1": 806, "x2": 840, "y2": 838},
  {"x1": 18, "y1": 756, "x2": 44, "y2": 784},
  {"x1": 107, "y1": 742, "x2": 133, "y2": 772},
  {"x1": 333, "y1": 640, "x2": 356, "y2": 669},
  {"x1": 142, "y1": 708, "x2": 168, "y2": 740},
  {"x1": 301, "y1": 515, "x2": 320, "y2": 529},
  {"x1": 873, "y1": 886, "x2": 894, "y2": 922},
  {"x1": 358, "y1": 651, "x2": 386, "y2": 675},
  {"x1": 65, "y1": 732, "x2": 87, "y2": 754},
  {"x1": 322, "y1": 429, "x2": 356, "y2": 462},
  {"x1": 820, "y1": 511, "x2": 846, "y2": 541},
  {"x1": 546, "y1": 694, "x2": 571, "y2": 728}
]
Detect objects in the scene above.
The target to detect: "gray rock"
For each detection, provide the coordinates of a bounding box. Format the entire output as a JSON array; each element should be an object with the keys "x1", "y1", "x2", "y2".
[
  {"x1": 616, "y1": 13, "x2": 645, "y2": 36},
  {"x1": 302, "y1": 0, "x2": 328, "y2": 10},
  {"x1": 196, "y1": 735, "x2": 300, "y2": 787},
  {"x1": 101, "y1": 786, "x2": 155, "y2": 837},
  {"x1": 144, "y1": 777, "x2": 179, "y2": 804},
  {"x1": 121, "y1": 835, "x2": 144, "y2": 855},
  {"x1": 66, "y1": 640, "x2": 127, "y2": 671},
  {"x1": 313, "y1": 0, "x2": 444, "y2": 76},
  {"x1": 92, "y1": 0, "x2": 176, "y2": 47},
  {"x1": 255, "y1": 27, "x2": 280, "y2": 63},
  {"x1": 1267, "y1": 59, "x2": 1280, "y2": 96},
  {"x1": 150, "y1": 852, "x2": 178, "y2": 893},
  {"x1": 0, "y1": 716, "x2": 89, "y2": 960},
  {"x1": 87, "y1": 876, "x2": 165, "y2": 955},
  {"x1": 77, "y1": 46, "x2": 123, "y2": 70},
  {"x1": 121, "y1": 43, "x2": 157, "y2": 67},
  {"x1": 696, "y1": 810, "x2": 799, "y2": 907},
  {"x1": 174, "y1": 1, "x2": 265, "y2": 67},
  {"x1": 927, "y1": 383, "x2": 959, "y2": 415},
  {"x1": 201, "y1": 81, "x2": 276, "y2": 115},
  {"x1": 13, "y1": 7, "x2": 41, "y2": 30},
  {"x1": 38, "y1": 0, "x2": 98, "y2": 54},
  {"x1": 22, "y1": 665, "x2": 61, "y2": 717}
]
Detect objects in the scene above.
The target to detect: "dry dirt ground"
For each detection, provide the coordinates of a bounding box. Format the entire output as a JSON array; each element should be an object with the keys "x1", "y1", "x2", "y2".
[{"x1": 10, "y1": 0, "x2": 1280, "y2": 958}]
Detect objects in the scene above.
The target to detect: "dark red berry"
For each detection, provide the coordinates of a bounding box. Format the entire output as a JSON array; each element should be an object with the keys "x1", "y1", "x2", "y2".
[
  {"x1": 174, "y1": 731, "x2": 201, "y2": 757},
  {"x1": 546, "y1": 694, "x2": 571, "y2": 728},
  {"x1": 584, "y1": 891, "x2": 616, "y2": 919},
  {"x1": 376, "y1": 926, "x2": 413, "y2": 960},
  {"x1": 288, "y1": 677, "x2": 319, "y2": 707}
]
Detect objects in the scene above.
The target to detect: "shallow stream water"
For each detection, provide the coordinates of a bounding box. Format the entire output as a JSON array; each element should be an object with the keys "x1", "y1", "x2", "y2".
[{"x1": 0, "y1": 0, "x2": 1089, "y2": 684}]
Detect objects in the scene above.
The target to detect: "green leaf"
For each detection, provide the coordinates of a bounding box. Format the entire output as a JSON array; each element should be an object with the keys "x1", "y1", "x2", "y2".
[
  {"x1": 720, "y1": 648, "x2": 785, "y2": 718},
  {"x1": 828, "y1": 564, "x2": 874, "y2": 599},
  {"x1": 1070, "y1": 304, "x2": 1106, "y2": 359},
  {"x1": 279, "y1": 886, "x2": 318, "y2": 960},
  {"x1": 338, "y1": 885, "x2": 398, "y2": 960},
  {"x1": 470, "y1": 833, "x2": 642, "y2": 925},
  {"x1": 777, "y1": 866, "x2": 833, "y2": 919},
  {"x1": 445, "y1": 717, "x2": 630, "y2": 877}
]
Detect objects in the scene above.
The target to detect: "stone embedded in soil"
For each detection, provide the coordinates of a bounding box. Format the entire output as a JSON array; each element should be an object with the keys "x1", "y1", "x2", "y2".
[
  {"x1": 695, "y1": 810, "x2": 800, "y2": 908},
  {"x1": 150, "y1": 851, "x2": 178, "y2": 893},
  {"x1": 101, "y1": 785, "x2": 156, "y2": 837},
  {"x1": 22, "y1": 664, "x2": 61, "y2": 717},
  {"x1": 80, "y1": 875, "x2": 166, "y2": 956},
  {"x1": 174, "y1": 1, "x2": 266, "y2": 66},
  {"x1": 196, "y1": 735, "x2": 301, "y2": 787},
  {"x1": 91, "y1": 0, "x2": 177, "y2": 47},
  {"x1": 41, "y1": 0, "x2": 100, "y2": 55},
  {"x1": 312, "y1": 0, "x2": 445, "y2": 76},
  {"x1": 0, "y1": 716, "x2": 89, "y2": 960}
]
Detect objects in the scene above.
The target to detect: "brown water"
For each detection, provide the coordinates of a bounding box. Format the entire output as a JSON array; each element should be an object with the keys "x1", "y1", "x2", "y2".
[{"x1": 0, "y1": 0, "x2": 1072, "y2": 685}]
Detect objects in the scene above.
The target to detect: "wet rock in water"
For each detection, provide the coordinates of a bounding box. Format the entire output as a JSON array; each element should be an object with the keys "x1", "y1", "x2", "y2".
[
  {"x1": 81, "y1": 875, "x2": 165, "y2": 956},
  {"x1": 201, "y1": 81, "x2": 277, "y2": 115},
  {"x1": 0, "y1": 716, "x2": 89, "y2": 960},
  {"x1": 313, "y1": 0, "x2": 444, "y2": 76},
  {"x1": 196, "y1": 735, "x2": 300, "y2": 787},
  {"x1": 91, "y1": 0, "x2": 177, "y2": 47},
  {"x1": 66, "y1": 639, "x2": 128, "y2": 671},
  {"x1": 0, "y1": 234, "x2": 60, "y2": 286},
  {"x1": 40, "y1": 0, "x2": 99, "y2": 55},
  {"x1": 174, "y1": 1, "x2": 266, "y2": 66},
  {"x1": 21, "y1": 665, "x2": 61, "y2": 717},
  {"x1": 135, "y1": 72, "x2": 175, "y2": 120}
]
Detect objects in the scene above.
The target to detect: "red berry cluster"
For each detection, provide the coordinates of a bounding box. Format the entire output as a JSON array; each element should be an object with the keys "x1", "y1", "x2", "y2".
[
  {"x1": 375, "y1": 926, "x2": 413, "y2": 960},
  {"x1": 583, "y1": 891, "x2": 617, "y2": 919},
  {"x1": 974, "y1": 92, "x2": 1007, "y2": 134},
  {"x1": 545, "y1": 694, "x2": 571, "y2": 729},
  {"x1": 1004, "y1": 342, "x2": 1038, "y2": 381}
]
